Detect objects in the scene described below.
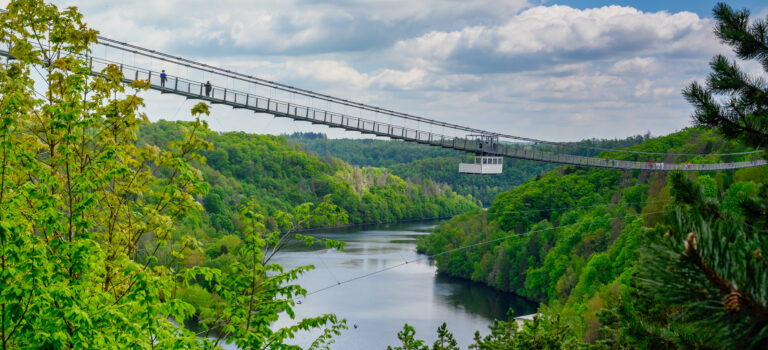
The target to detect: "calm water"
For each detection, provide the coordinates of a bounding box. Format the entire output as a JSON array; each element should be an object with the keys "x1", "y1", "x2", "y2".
[{"x1": 222, "y1": 220, "x2": 537, "y2": 349}]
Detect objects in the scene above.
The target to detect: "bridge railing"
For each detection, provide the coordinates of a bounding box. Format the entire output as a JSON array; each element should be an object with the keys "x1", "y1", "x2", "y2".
[{"x1": 79, "y1": 55, "x2": 768, "y2": 171}]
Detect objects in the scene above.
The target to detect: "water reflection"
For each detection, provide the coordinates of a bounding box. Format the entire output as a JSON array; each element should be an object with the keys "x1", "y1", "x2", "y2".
[
  {"x1": 433, "y1": 274, "x2": 538, "y2": 320},
  {"x1": 218, "y1": 220, "x2": 537, "y2": 349}
]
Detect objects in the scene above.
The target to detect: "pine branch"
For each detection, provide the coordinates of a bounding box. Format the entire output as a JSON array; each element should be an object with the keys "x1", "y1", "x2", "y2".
[
  {"x1": 682, "y1": 231, "x2": 768, "y2": 320},
  {"x1": 714, "y1": 3, "x2": 768, "y2": 71}
]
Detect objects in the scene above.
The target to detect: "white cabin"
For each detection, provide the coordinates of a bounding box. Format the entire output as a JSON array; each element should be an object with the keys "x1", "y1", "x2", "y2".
[{"x1": 459, "y1": 156, "x2": 503, "y2": 174}]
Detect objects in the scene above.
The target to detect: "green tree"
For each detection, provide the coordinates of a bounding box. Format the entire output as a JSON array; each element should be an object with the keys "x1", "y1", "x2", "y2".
[
  {"x1": 0, "y1": 1, "x2": 349, "y2": 348},
  {"x1": 388, "y1": 324, "x2": 428, "y2": 350},
  {"x1": 432, "y1": 323, "x2": 460, "y2": 350},
  {"x1": 196, "y1": 198, "x2": 348, "y2": 348},
  {"x1": 0, "y1": 1, "x2": 209, "y2": 347},
  {"x1": 683, "y1": 3, "x2": 768, "y2": 149},
  {"x1": 624, "y1": 3, "x2": 768, "y2": 348},
  {"x1": 204, "y1": 193, "x2": 226, "y2": 214}
]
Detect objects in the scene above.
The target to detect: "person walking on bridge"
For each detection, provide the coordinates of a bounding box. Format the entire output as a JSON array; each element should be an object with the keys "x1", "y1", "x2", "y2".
[
  {"x1": 160, "y1": 70, "x2": 167, "y2": 87},
  {"x1": 205, "y1": 81, "x2": 212, "y2": 97}
]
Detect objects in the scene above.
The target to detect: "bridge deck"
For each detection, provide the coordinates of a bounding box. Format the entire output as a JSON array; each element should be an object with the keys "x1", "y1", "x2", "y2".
[{"x1": 2, "y1": 49, "x2": 765, "y2": 171}]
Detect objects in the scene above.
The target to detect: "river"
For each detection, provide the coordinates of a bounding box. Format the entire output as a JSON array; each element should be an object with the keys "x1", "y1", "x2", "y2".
[{"x1": 221, "y1": 220, "x2": 538, "y2": 349}]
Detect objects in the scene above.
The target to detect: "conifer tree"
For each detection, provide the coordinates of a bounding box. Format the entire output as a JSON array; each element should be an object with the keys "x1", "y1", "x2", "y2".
[
  {"x1": 618, "y1": 3, "x2": 768, "y2": 349},
  {"x1": 683, "y1": 3, "x2": 768, "y2": 150}
]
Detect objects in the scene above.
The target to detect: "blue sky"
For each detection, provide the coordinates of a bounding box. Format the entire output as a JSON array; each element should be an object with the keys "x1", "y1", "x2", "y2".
[
  {"x1": 543, "y1": 0, "x2": 765, "y2": 17},
  {"x1": 27, "y1": 0, "x2": 768, "y2": 141}
]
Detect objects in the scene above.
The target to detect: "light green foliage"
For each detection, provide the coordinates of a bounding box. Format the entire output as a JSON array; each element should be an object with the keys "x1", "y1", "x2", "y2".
[
  {"x1": 432, "y1": 323, "x2": 460, "y2": 350},
  {"x1": 288, "y1": 133, "x2": 649, "y2": 205},
  {"x1": 0, "y1": 1, "x2": 211, "y2": 347},
  {"x1": 612, "y1": 4, "x2": 768, "y2": 346},
  {"x1": 195, "y1": 199, "x2": 348, "y2": 348},
  {"x1": 388, "y1": 324, "x2": 428, "y2": 350},
  {"x1": 468, "y1": 308, "x2": 586, "y2": 349},
  {"x1": 416, "y1": 127, "x2": 759, "y2": 346},
  {"x1": 0, "y1": 2, "x2": 352, "y2": 348},
  {"x1": 695, "y1": 175, "x2": 718, "y2": 198},
  {"x1": 387, "y1": 323, "x2": 460, "y2": 350},
  {"x1": 140, "y1": 121, "x2": 479, "y2": 227}
]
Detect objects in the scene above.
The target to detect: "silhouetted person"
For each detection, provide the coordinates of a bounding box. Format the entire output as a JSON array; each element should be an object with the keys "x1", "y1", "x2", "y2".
[
  {"x1": 160, "y1": 70, "x2": 167, "y2": 87},
  {"x1": 205, "y1": 81, "x2": 212, "y2": 97}
]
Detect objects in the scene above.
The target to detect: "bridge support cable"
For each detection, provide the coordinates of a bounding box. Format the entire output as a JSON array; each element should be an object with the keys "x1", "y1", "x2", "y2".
[
  {"x1": 90, "y1": 37, "x2": 765, "y2": 158},
  {"x1": 1, "y1": 40, "x2": 765, "y2": 170}
]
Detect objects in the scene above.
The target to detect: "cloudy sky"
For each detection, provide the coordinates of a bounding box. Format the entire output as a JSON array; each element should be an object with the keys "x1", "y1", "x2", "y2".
[{"x1": 31, "y1": 0, "x2": 768, "y2": 141}]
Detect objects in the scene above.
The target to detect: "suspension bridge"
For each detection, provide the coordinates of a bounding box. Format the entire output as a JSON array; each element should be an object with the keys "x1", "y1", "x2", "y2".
[{"x1": 1, "y1": 35, "x2": 765, "y2": 172}]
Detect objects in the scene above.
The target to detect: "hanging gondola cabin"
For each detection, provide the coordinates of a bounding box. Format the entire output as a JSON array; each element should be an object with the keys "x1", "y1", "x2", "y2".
[{"x1": 459, "y1": 156, "x2": 503, "y2": 174}]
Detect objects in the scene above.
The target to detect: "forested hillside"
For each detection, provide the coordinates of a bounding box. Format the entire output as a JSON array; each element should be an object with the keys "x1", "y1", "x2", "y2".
[
  {"x1": 140, "y1": 121, "x2": 479, "y2": 234},
  {"x1": 288, "y1": 133, "x2": 649, "y2": 205},
  {"x1": 416, "y1": 127, "x2": 767, "y2": 346}
]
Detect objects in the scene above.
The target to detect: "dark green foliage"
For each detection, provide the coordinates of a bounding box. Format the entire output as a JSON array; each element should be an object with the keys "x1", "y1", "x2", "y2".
[
  {"x1": 203, "y1": 193, "x2": 225, "y2": 214},
  {"x1": 433, "y1": 323, "x2": 460, "y2": 350},
  {"x1": 407, "y1": 3, "x2": 768, "y2": 348},
  {"x1": 140, "y1": 120, "x2": 479, "y2": 231},
  {"x1": 388, "y1": 324, "x2": 428, "y2": 350},
  {"x1": 600, "y1": 4, "x2": 768, "y2": 349},
  {"x1": 395, "y1": 308, "x2": 589, "y2": 349},
  {"x1": 683, "y1": 3, "x2": 768, "y2": 149},
  {"x1": 416, "y1": 125, "x2": 762, "y2": 346},
  {"x1": 625, "y1": 172, "x2": 768, "y2": 349},
  {"x1": 287, "y1": 134, "x2": 649, "y2": 205}
]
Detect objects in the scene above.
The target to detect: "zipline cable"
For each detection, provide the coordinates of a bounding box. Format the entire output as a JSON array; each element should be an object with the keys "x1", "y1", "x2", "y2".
[{"x1": 299, "y1": 210, "x2": 664, "y2": 299}]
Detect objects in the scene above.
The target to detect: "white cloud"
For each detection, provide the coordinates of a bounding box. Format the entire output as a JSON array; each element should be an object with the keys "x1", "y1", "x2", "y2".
[
  {"x1": 52, "y1": 0, "x2": 530, "y2": 56},
  {"x1": 284, "y1": 60, "x2": 370, "y2": 88},
  {"x1": 390, "y1": 5, "x2": 720, "y2": 73},
  {"x1": 609, "y1": 57, "x2": 660, "y2": 75},
  {"x1": 7, "y1": 0, "x2": 758, "y2": 141}
]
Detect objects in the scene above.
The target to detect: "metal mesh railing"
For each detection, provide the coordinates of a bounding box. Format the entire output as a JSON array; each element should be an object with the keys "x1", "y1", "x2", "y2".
[{"x1": 2, "y1": 47, "x2": 765, "y2": 171}]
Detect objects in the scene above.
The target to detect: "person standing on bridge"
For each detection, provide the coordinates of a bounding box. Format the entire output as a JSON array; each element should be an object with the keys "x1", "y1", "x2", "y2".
[
  {"x1": 160, "y1": 70, "x2": 167, "y2": 87},
  {"x1": 205, "y1": 81, "x2": 212, "y2": 97}
]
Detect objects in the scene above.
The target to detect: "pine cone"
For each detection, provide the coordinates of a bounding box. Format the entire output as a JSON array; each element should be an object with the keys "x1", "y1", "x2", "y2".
[
  {"x1": 724, "y1": 290, "x2": 743, "y2": 313},
  {"x1": 684, "y1": 232, "x2": 698, "y2": 253}
]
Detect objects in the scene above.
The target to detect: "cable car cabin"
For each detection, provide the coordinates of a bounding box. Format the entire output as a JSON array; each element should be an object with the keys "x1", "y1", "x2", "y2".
[{"x1": 459, "y1": 156, "x2": 503, "y2": 174}]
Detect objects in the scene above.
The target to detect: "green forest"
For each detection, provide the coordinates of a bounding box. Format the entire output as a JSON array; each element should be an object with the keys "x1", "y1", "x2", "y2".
[
  {"x1": 0, "y1": 2, "x2": 479, "y2": 348},
  {"x1": 416, "y1": 127, "x2": 766, "y2": 347},
  {"x1": 400, "y1": 4, "x2": 768, "y2": 348},
  {"x1": 140, "y1": 121, "x2": 478, "y2": 231},
  {"x1": 1, "y1": 1, "x2": 768, "y2": 349},
  {"x1": 288, "y1": 133, "x2": 649, "y2": 205}
]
